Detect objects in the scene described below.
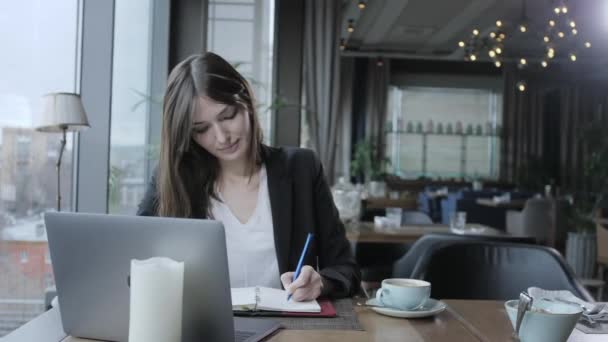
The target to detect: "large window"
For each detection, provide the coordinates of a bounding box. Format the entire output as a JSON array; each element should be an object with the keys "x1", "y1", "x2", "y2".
[
  {"x1": 386, "y1": 85, "x2": 502, "y2": 180},
  {"x1": 0, "y1": 0, "x2": 80, "y2": 335},
  {"x1": 109, "y1": 0, "x2": 168, "y2": 214},
  {"x1": 207, "y1": 0, "x2": 275, "y2": 143}
]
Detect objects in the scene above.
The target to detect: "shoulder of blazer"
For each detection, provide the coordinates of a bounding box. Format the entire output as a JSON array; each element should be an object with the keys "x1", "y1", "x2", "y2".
[{"x1": 261, "y1": 145, "x2": 320, "y2": 179}]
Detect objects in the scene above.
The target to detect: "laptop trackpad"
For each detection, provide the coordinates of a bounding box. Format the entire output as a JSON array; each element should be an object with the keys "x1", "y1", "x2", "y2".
[{"x1": 234, "y1": 317, "x2": 281, "y2": 342}]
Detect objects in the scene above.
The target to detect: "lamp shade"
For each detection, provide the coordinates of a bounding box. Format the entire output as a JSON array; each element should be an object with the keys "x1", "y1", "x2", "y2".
[{"x1": 36, "y1": 92, "x2": 90, "y2": 132}]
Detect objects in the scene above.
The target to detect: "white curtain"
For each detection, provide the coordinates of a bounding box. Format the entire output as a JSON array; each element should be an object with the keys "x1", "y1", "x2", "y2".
[{"x1": 303, "y1": 0, "x2": 342, "y2": 184}]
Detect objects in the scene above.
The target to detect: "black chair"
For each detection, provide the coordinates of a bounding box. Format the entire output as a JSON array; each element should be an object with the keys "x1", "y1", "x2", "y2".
[
  {"x1": 410, "y1": 240, "x2": 593, "y2": 301},
  {"x1": 392, "y1": 233, "x2": 537, "y2": 279},
  {"x1": 401, "y1": 211, "x2": 433, "y2": 225}
]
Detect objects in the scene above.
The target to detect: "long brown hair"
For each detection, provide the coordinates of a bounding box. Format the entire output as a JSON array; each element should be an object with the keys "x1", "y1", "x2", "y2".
[{"x1": 158, "y1": 52, "x2": 263, "y2": 218}]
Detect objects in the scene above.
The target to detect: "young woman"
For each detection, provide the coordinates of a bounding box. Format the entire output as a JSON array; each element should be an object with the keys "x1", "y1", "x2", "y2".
[{"x1": 138, "y1": 52, "x2": 359, "y2": 301}]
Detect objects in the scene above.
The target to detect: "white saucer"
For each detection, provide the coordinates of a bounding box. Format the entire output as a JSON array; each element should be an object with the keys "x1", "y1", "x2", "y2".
[{"x1": 366, "y1": 298, "x2": 447, "y2": 318}]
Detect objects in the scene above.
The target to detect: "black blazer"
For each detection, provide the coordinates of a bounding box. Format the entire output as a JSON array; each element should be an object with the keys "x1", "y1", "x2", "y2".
[{"x1": 137, "y1": 145, "x2": 360, "y2": 298}]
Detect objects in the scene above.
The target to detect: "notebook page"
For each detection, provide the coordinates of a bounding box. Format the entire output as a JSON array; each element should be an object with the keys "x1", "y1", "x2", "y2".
[
  {"x1": 256, "y1": 287, "x2": 321, "y2": 312},
  {"x1": 231, "y1": 287, "x2": 257, "y2": 310}
]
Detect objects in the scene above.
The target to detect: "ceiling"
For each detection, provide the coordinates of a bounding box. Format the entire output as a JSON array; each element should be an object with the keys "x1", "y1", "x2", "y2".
[{"x1": 340, "y1": 0, "x2": 608, "y2": 64}]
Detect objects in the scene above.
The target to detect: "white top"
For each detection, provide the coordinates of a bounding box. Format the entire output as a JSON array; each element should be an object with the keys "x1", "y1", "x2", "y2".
[{"x1": 210, "y1": 166, "x2": 281, "y2": 289}]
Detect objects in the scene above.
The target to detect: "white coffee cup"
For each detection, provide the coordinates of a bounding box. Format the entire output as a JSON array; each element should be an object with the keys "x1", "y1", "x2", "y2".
[{"x1": 375, "y1": 278, "x2": 431, "y2": 311}]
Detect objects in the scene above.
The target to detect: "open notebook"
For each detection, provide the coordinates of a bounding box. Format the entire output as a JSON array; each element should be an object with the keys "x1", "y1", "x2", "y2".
[{"x1": 231, "y1": 287, "x2": 321, "y2": 313}]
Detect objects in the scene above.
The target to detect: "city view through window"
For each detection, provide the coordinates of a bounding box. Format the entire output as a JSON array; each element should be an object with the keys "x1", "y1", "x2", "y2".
[
  {"x1": 0, "y1": 0, "x2": 277, "y2": 335},
  {"x1": 0, "y1": 0, "x2": 79, "y2": 335}
]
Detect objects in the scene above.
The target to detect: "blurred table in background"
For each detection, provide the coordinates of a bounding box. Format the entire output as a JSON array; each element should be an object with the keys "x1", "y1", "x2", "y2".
[
  {"x1": 476, "y1": 198, "x2": 527, "y2": 210},
  {"x1": 345, "y1": 222, "x2": 502, "y2": 244},
  {"x1": 363, "y1": 197, "x2": 418, "y2": 210}
]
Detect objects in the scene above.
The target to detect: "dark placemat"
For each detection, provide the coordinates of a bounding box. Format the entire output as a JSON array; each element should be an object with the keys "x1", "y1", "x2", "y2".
[{"x1": 252, "y1": 298, "x2": 364, "y2": 331}]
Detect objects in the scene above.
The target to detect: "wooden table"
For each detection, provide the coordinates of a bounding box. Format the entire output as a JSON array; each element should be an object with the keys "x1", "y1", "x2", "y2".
[
  {"x1": 363, "y1": 197, "x2": 417, "y2": 210},
  {"x1": 476, "y1": 198, "x2": 527, "y2": 210},
  {"x1": 345, "y1": 222, "x2": 503, "y2": 244},
  {"x1": 57, "y1": 300, "x2": 511, "y2": 342},
  {"x1": 15, "y1": 299, "x2": 592, "y2": 342}
]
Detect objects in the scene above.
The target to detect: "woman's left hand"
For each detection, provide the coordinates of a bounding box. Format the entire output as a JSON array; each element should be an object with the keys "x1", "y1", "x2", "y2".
[{"x1": 280, "y1": 265, "x2": 323, "y2": 301}]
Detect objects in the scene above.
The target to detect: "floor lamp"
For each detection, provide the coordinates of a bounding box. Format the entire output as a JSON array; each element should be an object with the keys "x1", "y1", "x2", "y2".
[{"x1": 36, "y1": 92, "x2": 90, "y2": 211}]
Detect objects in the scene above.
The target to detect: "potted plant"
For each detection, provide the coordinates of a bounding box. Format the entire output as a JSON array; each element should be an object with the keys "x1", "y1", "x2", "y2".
[
  {"x1": 350, "y1": 139, "x2": 391, "y2": 198},
  {"x1": 565, "y1": 196, "x2": 598, "y2": 278},
  {"x1": 565, "y1": 113, "x2": 608, "y2": 278}
]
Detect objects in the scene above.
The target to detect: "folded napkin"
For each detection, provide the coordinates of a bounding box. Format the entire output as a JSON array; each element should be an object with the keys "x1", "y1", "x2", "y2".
[
  {"x1": 492, "y1": 193, "x2": 511, "y2": 203},
  {"x1": 527, "y1": 287, "x2": 608, "y2": 335},
  {"x1": 527, "y1": 287, "x2": 604, "y2": 312}
]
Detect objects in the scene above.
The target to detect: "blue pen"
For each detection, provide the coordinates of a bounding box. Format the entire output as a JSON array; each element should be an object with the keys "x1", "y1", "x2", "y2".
[{"x1": 287, "y1": 233, "x2": 314, "y2": 301}]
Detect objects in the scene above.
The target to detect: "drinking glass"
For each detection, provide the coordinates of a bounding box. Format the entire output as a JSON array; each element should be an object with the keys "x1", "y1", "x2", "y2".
[
  {"x1": 450, "y1": 211, "x2": 467, "y2": 232},
  {"x1": 385, "y1": 207, "x2": 403, "y2": 228}
]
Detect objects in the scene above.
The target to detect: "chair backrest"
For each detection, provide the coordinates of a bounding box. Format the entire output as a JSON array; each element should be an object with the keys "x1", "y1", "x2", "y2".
[
  {"x1": 521, "y1": 198, "x2": 553, "y2": 243},
  {"x1": 392, "y1": 233, "x2": 536, "y2": 279},
  {"x1": 410, "y1": 240, "x2": 593, "y2": 301},
  {"x1": 402, "y1": 211, "x2": 433, "y2": 225}
]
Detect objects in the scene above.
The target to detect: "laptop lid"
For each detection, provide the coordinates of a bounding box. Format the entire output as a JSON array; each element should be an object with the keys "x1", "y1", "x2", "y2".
[{"x1": 45, "y1": 212, "x2": 234, "y2": 342}]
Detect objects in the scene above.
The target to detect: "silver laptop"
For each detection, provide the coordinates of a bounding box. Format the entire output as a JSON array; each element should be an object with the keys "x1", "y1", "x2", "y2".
[{"x1": 45, "y1": 212, "x2": 280, "y2": 342}]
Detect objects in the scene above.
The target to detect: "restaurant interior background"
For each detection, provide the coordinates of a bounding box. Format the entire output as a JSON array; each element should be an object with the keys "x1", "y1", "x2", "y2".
[{"x1": 1, "y1": 0, "x2": 608, "y2": 336}]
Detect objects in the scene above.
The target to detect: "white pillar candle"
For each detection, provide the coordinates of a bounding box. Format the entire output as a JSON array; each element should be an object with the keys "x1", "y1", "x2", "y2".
[{"x1": 128, "y1": 257, "x2": 184, "y2": 342}]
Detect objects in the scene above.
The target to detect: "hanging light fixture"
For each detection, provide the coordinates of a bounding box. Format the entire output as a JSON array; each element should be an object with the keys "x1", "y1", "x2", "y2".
[
  {"x1": 456, "y1": 0, "x2": 589, "y2": 69},
  {"x1": 347, "y1": 19, "x2": 355, "y2": 33},
  {"x1": 358, "y1": 1, "x2": 366, "y2": 10},
  {"x1": 517, "y1": 81, "x2": 527, "y2": 92},
  {"x1": 518, "y1": 0, "x2": 529, "y2": 33}
]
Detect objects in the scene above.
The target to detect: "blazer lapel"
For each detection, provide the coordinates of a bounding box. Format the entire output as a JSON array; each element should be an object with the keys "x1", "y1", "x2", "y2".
[{"x1": 264, "y1": 146, "x2": 293, "y2": 274}]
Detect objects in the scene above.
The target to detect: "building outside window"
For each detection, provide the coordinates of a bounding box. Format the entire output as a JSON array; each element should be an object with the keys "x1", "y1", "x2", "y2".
[
  {"x1": 0, "y1": 0, "x2": 80, "y2": 335},
  {"x1": 386, "y1": 85, "x2": 502, "y2": 180}
]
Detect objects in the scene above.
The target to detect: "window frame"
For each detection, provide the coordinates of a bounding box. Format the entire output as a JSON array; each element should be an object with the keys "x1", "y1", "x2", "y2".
[{"x1": 387, "y1": 84, "x2": 502, "y2": 180}]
